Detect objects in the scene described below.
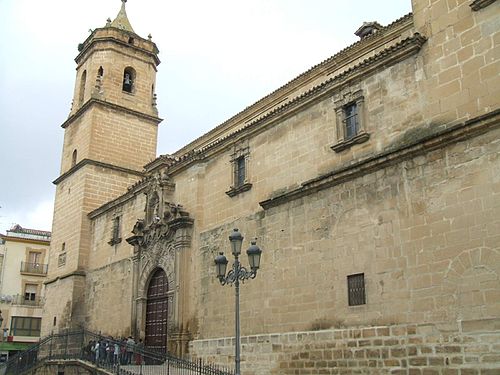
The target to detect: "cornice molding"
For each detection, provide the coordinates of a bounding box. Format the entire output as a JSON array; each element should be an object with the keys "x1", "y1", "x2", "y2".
[
  {"x1": 76, "y1": 28, "x2": 160, "y2": 66},
  {"x1": 331, "y1": 132, "x2": 371, "y2": 153},
  {"x1": 88, "y1": 179, "x2": 147, "y2": 219},
  {"x1": 53, "y1": 159, "x2": 144, "y2": 185},
  {"x1": 44, "y1": 270, "x2": 86, "y2": 286},
  {"x1": 0, "y1": 236, "x2": 50, "y2": 246},
  {"x1": 147, "y1": 33, "x2": 426, "y2": 176},
  {"x1": 259, "y1": 109, "x2": 500, "y2": 210},
  {"x1": 170, "y1": 13, "x2": 414, "y2": 157},
  {"x1": 61, "y1": 98, "x2": 162, "y2": 129},
  {"x1": 225, "y1": 183, "x2": 253, "y2": 197},
  {"x1": 77, "y1": 45, "x2": 159, "y2": 72}
]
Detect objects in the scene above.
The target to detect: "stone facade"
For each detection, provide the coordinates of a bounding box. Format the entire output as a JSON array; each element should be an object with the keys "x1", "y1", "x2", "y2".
[
  {"x1": 43, "y1": 0, "x2": 500, "y2": 373},
  {"x1": 192, "y1": 322, "x2": 500, "y2": 374}
]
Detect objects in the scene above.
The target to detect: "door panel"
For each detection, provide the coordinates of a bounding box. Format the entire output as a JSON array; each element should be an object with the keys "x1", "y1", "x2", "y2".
[{"x1": 145, "y1": 268, "x2": 168, "y2": 352}]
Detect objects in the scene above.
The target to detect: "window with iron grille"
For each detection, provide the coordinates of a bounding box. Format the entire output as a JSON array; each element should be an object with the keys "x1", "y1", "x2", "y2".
[
  {"x1": 347, "y1": 273, "x2": 366, "y2": 306},
  {"x1": 331, "y1": 89, "x2": 370, "y2": 153},
  {"x1": 109, "y1": 216, "x2": 122, "y2": 245},
  {"x1": 343, "y1": 102, "x2": 359, "y2": 139},
  {"x1": 226, "y1": 145, "x2": 252, "y2": 197},
  {"x1": 235, "y1": 156, "x2": 246, "y2": 187}
]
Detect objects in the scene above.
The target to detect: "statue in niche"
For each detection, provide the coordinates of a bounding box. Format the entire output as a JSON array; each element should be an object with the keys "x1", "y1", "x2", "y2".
[{"x1": 147, "y1": 192, "x2": 160, "y2": 225}]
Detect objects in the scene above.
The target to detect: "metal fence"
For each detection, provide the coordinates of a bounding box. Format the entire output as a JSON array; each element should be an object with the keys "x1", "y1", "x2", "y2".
[
  {"x1": 20, "y1": 261, "x2": 48, "y2": 275},
  {"x1": 1, "y1": 329, "x2": 234, "y2": 375},
  {"x1": 11, "y1": 294, "x2": 42, "y2": 307}
]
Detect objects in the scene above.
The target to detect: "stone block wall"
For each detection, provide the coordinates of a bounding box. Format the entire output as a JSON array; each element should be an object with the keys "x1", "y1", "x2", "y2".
[
  {"x1": 84, "y1": 258, "x2": 132, "y2": 336},
  {"x1": 412, "y1": 0, "x2": 499, "y2": 125},
  {"x1": 191, "y1": 125, "x2": 500, "y2": 341},
  {"x1": 190, "y1": 321, "x2": 500, "y2": 374}
]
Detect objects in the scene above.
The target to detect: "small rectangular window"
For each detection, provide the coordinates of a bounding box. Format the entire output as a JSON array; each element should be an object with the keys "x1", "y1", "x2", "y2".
[
  {"x1": 347, "y1": 273, "x2": 366, "y2": 306},
  {"x1": 331, "y1": 90, "x2": 369, "y2": 153},
  {"x1": 109, "y1": 216, "x2": 122, "y2": 245},
  {"x1": 344, "y1": 102, "x2": 359, "y2": 139},
  {"x1": 235, "y1": 156, "x2": 246, "y2": 187},
  {"x1": 226, "y1": 146, "x2": 252, "y2": 197},
  {"x1": 24, "y1": 284, "x2": 37, "y2": 301}
]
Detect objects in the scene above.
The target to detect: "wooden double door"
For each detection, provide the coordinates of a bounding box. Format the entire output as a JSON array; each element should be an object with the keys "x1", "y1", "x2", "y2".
[{"x1": 145, "y1": 268, "x2": 169, "y2": 352}]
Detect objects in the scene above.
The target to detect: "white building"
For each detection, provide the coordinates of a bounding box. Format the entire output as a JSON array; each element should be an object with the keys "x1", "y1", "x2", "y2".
[{"x1": 0, "y1": 225, "x2": 50, "y2": 357}]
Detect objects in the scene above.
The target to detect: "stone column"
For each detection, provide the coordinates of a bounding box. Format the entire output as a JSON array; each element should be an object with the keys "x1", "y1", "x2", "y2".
[{"x1": 126, "y1": 234, "x2": 143, "y2": 339}]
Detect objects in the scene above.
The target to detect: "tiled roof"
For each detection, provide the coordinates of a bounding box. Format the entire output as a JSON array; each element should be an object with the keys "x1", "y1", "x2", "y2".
[
  {"x1": 5, "y1": 224, "x2": 51, "y2": 241},
  {"x1": 166, "y1": 12, "x2": 413, "y2": 159},
  {"x1": 145, "y1": 30, "x2": 425, "y2": 174}
]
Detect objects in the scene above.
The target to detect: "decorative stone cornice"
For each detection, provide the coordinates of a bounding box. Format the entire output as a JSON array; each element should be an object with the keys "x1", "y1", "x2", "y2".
[
  {"x1": 260, "y1": 109, "x2": 500, "y2": 210},
  {"x1": 225, "y1": 183, "x2": 253, "y2": 197},
  {"x1": 88, "y1": 176, "x2": 149, "y2": 220},
  {"x1": 147, "y1": 33, "x2": 426, "y2": 176},
  {"x1": 126, "y1": 204, "x2": 194, "y2": 250},
  {"x1": 470, "y1": 0, "x2": 496, "y2": 11},
  {"x1": 62, "y1": 98, "x2": 162, "y2": 129},
  {"x1": 170, "y1": 13, "x2": 414, "y2": 158},
  {"x1": 44, "y1": 270, "x2": 86, "y2": 285},
  {"x1": 331, "y1": 132, "x2": 370, "y2": 153},
  {"x1": 76, "y1": 28, "x2": 160, "y2": 66},
  {"x1": 53, "y1": 158, "x2": 144, "y2": 185}
]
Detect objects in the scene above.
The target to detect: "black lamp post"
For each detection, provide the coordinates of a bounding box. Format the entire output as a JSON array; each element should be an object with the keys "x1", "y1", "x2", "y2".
[
  {"x1": 0, "y1": 311, "x2": 3, "y2": 342},
  {"x1": 214, "y1": 229, "x2": 262, "y2": 375}
]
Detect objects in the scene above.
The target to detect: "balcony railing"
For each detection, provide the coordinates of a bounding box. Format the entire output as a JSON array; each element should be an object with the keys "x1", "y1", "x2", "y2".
[
  {"x1": 20, "y1": 262, "x2": 48, "y2": 275},
  {"x1": 11, "y1": 294, "x2": 42, "y2": 307}
]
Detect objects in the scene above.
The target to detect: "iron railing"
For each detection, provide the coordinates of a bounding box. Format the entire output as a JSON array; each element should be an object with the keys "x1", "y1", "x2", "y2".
[
  {"x1": 20, "y1": 262, "x2": 48, "y2": 275},
  {"x1": 11, "y1": 294, "x2": 42, "y2": 307},
  {"x1": 0, "y1": 329, "x2": 234, "y2": 375}
]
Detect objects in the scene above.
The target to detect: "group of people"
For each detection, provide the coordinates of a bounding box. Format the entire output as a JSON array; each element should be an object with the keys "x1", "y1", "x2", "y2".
[{"x1": 83, "y1": 336, "x2": 145, "y2": 366}]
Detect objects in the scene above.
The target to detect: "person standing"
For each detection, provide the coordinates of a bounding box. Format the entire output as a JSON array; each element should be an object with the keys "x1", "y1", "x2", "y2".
[
  {"x1": 114, "y1": 341, "x2": 120, "y2": 365},
  {"x1": 94, "y1": 340, "x2": 100, "y2": 364},
  {"x1": 134, "y1": 338, "x2": 144, "y2": 365},
  {"x1": 126, "y1": 336, "x2": 135, "y2": 365}
]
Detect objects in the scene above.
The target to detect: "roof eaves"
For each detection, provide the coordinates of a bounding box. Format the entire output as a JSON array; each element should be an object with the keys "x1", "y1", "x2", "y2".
[{"x1": 164, "y1": 12, "x2": 414, "y2": 159}]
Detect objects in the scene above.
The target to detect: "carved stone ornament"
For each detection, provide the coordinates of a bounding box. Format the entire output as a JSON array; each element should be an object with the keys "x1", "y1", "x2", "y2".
[
  {"x1": 126, "y1": 172, "x2": 194, "y2": 348},
  {"x1": 126, "y1": 170, "x2": 192, "y2": 251}
]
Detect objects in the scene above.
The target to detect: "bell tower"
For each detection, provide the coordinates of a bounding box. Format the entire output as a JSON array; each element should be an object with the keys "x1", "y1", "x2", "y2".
[{"x1": 42, "y1": 0, "x2": 161, "y2": 334}]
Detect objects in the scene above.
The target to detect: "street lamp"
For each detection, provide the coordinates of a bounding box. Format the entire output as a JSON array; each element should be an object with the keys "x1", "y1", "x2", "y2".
[
  {"x1": 214, "y1": 229, "x2": 262, "y2": 375},
  {"x1": 0, "y1": 311, "x2": 3, "y2": 342}
]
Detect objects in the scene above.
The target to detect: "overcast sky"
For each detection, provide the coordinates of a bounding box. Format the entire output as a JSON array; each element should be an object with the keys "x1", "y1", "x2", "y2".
[{"x1": 0, "y1": 0, "x2": 412, "y2": 234}]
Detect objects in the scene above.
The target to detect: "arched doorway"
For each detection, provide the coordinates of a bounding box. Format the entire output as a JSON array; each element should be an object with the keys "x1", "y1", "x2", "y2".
[{"x1": 145, "y1": 268, "x2": 169, "y2": 352}]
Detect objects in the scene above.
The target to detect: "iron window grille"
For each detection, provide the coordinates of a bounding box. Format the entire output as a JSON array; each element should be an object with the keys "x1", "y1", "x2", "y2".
[
  {"x1": 331, "y1": 89, "x2": 370, "y2": 153},
  {"x1": 347, "y1": 273, "x2": 366, "y2": 306},
  {"x1": 235, "y1": 156, "x2": 246, "y2": 187},
  {"x1": 109, "y1": 216, "x2": 122, "y2": 245},
  {"x1": 344, "y1": 102, "x2": 359, "y2": 139}
]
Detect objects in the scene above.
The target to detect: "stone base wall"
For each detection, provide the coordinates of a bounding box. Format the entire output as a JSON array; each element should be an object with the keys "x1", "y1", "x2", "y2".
[
  {"x1": 190, "y1": 321, "x2": 500, "y2": 375},
  {"x1": 33, "y1": 360, "x2": 108, "y2": 375}
]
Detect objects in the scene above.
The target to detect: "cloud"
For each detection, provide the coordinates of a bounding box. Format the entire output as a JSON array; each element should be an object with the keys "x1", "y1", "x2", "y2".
[{"x1": 0, "y1": 199, "x2": 54, "y2": 234}]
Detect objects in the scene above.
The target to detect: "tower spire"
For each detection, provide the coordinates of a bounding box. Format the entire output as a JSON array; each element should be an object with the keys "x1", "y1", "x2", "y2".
[{"x1": 110, "y1": 0, "x2": 135, "y2": 33}]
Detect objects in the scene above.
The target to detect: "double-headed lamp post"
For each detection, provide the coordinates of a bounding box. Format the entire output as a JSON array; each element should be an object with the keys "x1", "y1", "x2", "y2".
[{"x1": 214, "y1": 229, "x2": 262, "y2": 375}]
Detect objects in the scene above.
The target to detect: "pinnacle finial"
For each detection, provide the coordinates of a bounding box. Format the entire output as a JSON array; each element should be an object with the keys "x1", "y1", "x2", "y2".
[{"x1": 110, "y1": 0, "x2": 135, "y2": 33}]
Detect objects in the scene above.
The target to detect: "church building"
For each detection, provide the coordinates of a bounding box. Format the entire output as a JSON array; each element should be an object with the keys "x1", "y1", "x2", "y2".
[{"x1": 42, "y1": 0, "x2": 500, "y2": 373}]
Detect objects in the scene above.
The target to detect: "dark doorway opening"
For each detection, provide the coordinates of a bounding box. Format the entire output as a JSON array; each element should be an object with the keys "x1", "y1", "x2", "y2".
[{"x1": 145, "y1": 268, "x2": 169, "y2": 352}]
